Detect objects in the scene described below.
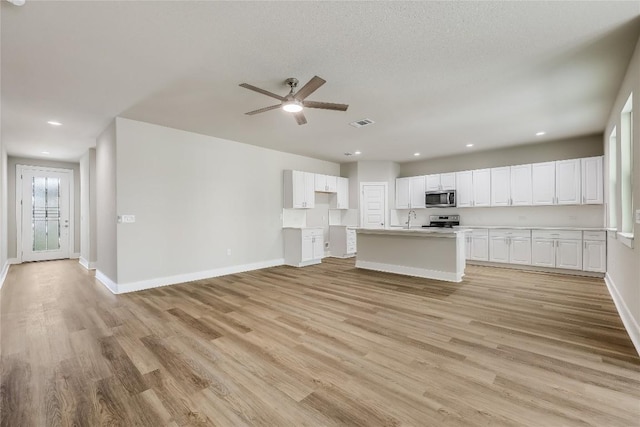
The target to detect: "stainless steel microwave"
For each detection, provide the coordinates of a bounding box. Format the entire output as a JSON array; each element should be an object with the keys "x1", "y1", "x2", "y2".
[{"x1": 425, "y1": 190, "x2": 456, "y2": 208}]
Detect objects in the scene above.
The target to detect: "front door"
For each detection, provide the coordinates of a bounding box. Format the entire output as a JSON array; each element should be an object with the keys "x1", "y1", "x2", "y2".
[
  {"x1": 19, "y1": 166, "x2": 72, "y2": 262},
  {"x1": 361, "y1": 183, "x2": 387, "y2": 229}
]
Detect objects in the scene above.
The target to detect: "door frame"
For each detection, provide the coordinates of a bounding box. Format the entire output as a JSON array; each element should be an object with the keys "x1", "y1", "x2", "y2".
[
  {"x1": 359, "y1": 182, "x2": 389, "y2": 229},
  {"x1": 15, "y1": 164, "x2": 75, "y2": 263}
]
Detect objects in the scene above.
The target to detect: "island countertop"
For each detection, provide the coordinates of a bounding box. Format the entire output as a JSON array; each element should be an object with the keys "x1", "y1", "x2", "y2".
[{"x1": 355, "y1": 227, "x2": 469, "y2": 238}]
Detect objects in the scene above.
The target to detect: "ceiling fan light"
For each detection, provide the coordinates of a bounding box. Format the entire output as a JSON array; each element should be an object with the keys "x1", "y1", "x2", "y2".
[{"x1": 282, "y1": 100, "x2": 303, "y2": 113}]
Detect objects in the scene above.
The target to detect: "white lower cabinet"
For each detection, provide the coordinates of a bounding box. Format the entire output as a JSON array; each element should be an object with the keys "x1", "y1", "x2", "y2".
[
  {"x1": 329, "y1": 226, "x2": 357, "y2": 258},
  {"x1": 583, "y1": 231, "x2": 606, "y2": 272},
  {"x1": 489, "y1": 229, "x2": 531, "y2": 265},
  {"x1": 466, "y1": 229, "x2": 489, "y2": 261},
  {"x1": 284, "y1": 228, "x2": 324, "y2": 267},
  {"x1": 531, "y1": 230, "x2": 582, "y2": 270}
]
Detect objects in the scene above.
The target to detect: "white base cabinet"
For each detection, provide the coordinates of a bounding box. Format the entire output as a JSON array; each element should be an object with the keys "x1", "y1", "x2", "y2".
[
  {"x1": 489, "y1": 229, "x2": 531, "y2": 265},
  {"x1": 583, "y1": 231, "x2": 606, "y2": 272},
  {"x1": 329, "y1": 226, "x2": 357, "y2": 258},
  {"x1": 465, "y1": 229, "x2": 489, "y2": 261},
  {"x1": 531, "y1": 230, "x2": 582, "y2": 270},
  {"x1": 284, "y1": 228, "x2": 324, "y2": 267}
]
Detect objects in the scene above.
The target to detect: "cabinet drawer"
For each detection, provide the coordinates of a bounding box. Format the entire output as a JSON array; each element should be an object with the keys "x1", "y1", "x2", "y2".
[
  {"x1": 532, "y1": 230, "x2": 582, "y2": 240},
  {"x1": 302, "y1": 228, "x2": 324, "y2": 238},
  {"x1": 467, "y1": 228, "x2": 489, "y2": 237},
  {"x1": 489, "y1": 229, "x2": 530, "y2": 239},
  {"x1": 583, "y1": 231, "x2": 605, "y2": 241}
]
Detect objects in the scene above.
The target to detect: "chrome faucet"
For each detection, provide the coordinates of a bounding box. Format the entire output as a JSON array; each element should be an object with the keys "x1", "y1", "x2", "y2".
[{"x1": 406, "y1": 210, "x2": 417, "y2": 229}]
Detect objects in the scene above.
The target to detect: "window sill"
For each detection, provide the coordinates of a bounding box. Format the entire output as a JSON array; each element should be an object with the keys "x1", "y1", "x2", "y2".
[{"x1": 616, "y1": 232, "x2": 635, "y2": 249}]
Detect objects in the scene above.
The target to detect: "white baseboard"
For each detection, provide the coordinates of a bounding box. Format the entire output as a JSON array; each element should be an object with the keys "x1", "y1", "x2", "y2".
[
  {"x1": 468, "y1": 260, "x2": 605, "y2": 278},
  {"x1": 95, "y1": 270, "x2": 118, "y2": 294},
  {"x1": 70, "y1": 252, "x2": 80, "y2": 259},
  {"x1": 604, "y1": 273, "x2": 640, "y2": 357},
  {"x1": 110, "y1": 258, "x2": 285, "y2": 294},
  {"x1": 78, "y1": 257, "x2": 96, "y2": 270},
  {"x1": 355, "y1": 260, "x2": 463, "y2": 283}
]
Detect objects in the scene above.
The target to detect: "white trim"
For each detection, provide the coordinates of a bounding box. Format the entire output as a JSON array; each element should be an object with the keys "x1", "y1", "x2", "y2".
[
  {"x1": 359, "y1": 181, "x2": 389, "y2": 229},
  {"x1": 78, "y1": 257, "x2": 96, "y2": 270},
  {"x1": 95, "y1": 270, "x2": 118, "y2": 294},
  {"x1": 605, "y1": 273, "x2": 640, "y2": 357},
  {"x1": 16, "y1": 165, "x2": 75, "y2": 262},
  {"x1": 355, "y1": 260, "x2": 463, "y2": 283},
  {"x1": 616, "y1": 232, "x2": 634, "y2": 248},
  {"x1": 100, "y1": 258, "x2": 285, "y2": 294},
  {"x1": 0, "y1": 261, "x2": 10, "y2": 290},
  {"x1": 287, "y1": 259, "x2": 322, "y2": 268}
]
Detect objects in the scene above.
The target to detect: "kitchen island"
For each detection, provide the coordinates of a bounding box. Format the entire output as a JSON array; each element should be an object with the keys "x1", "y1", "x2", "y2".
[{"x1": 355, "y1": 228, "x2": 468, "y2": 282}]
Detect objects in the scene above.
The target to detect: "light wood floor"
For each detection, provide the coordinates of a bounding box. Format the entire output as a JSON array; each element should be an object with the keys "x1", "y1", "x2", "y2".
[{"x1": 1, "y1": 258, "x2": 639, "y2": 426}]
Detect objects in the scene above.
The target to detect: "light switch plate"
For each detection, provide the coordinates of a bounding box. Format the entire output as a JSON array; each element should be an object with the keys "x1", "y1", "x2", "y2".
[
  {"x1": 636, "y1": 209, "x2": 640, "y2": 224},
  {"x1": 119, "y1": 215, "x2": 136, "y2": 223}
]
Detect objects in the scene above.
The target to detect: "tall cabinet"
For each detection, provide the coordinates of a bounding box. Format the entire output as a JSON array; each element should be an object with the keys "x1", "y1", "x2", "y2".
[{"x1": 284, "y1": 170, "x2": 315, "y2": 209}]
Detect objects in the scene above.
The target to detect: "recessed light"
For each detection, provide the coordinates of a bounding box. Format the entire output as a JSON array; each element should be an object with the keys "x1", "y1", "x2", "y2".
[
  {"x1": 354, "y1": 151, "x2": 361, "y2": 155},
  {"x1": 466, "y1": 143, "x2": 474, "y2": 148},
  {"x1": 47, "y1": 121, "x2": 62, "y2": 126},
  {"x1": 414, "y1": 152, "x2": 420, "y2": 157},
  {"x1": 41, "y1": 151, "x2": 50, "y2": 155},
  {"x1": 536, "y1": 131, "x2": 546, "y2": 136}
]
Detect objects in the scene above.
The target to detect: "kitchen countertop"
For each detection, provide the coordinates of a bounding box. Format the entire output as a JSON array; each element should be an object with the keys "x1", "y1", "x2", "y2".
[
  {"x1": 451, "y1": 226, "x2": 607, "y2": 231},
  {"x1": 355, "y1": 227, "x2": 467, "y2": 238}
]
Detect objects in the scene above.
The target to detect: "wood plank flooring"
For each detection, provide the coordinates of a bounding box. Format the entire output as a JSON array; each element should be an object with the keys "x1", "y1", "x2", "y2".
[{"x1": 1, "y1": 258, "x2": 639, "y2": 426}]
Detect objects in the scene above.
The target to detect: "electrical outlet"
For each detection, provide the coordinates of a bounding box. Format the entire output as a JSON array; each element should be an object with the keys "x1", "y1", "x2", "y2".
[{"x1": 226, "y1": 248, "x2": 231, "y2": 256}]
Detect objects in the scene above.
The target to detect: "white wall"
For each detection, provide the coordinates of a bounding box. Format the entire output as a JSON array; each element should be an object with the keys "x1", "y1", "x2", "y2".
[
  {"x1": 80, "y1": 148, "x2": 97, "y2": 267},
  {"x1": 604, "y1": 35, "x2": 640, "y2": 353},
  {"x1": 96, "y1": 122, "x2": 118, "y2": 282},
  {"x1": 113, "y1": 118, "x2": 339, "y2": 285},
  {"x1": 6, "y1": 156, "x2": 81, "y2": 258}
]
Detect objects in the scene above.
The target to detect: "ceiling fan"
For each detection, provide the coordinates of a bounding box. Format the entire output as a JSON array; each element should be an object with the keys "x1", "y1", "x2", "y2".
[{"x1": 239, "y1": 76, "x2": 348, "y2": 125}]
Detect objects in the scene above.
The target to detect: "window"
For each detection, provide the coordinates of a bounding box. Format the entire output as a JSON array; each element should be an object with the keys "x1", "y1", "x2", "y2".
[
  {"x1": 620, "y1": 93, "x2": 633, "y2": 235},
  {"x1": 608, "y1": 127, "x2": 617, "y2": 229}
]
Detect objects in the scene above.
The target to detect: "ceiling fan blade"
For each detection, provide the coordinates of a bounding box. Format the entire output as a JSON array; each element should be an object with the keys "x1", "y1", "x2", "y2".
[
  {"x1": 303, "y1": 100, "x2": 349, "y2": 111},
  {"x1": 294, "y1": 76, "x2": 326, "y2": 101},
  {"x1": 239, "y1": 83, "x2": 285, "y2": 101},
  {"x1": 293, "y1": 111, "x2": 307, "y2": 125},
  {"x1": 245, "y1": 104, "x2": 281, "y2": 115}
]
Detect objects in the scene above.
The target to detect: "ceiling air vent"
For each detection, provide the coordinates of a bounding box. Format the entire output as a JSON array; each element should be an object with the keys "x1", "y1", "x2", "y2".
[{"x1": 349, "y1": 118, "x2": 375, "y2": 128}]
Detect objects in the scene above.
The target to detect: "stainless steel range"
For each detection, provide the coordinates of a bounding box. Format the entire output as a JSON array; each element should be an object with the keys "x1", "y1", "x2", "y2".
[{"x1": 422, "y1": 215, "x2": 460, "y2": 228}]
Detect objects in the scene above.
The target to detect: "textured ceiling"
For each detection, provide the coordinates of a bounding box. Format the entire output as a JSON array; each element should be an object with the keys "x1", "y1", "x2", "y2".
[{"x1": 2, "y1": 1, "x2": 639, "y2": 163}]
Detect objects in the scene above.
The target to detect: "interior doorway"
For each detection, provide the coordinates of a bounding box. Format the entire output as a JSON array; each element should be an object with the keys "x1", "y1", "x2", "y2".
[
  {"x1": 359, "y1": 182, "x2": 388, "y2": 229},
  {"x1": 16, "y1": 165, "x2": 74, "y2": 262}
]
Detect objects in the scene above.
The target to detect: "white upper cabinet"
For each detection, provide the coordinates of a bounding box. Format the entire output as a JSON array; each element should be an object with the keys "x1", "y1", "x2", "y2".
[
  {"x1": 510, "y1": 164, "x2": 532, "y2": 206},
  {"x1": 491, "y1": 167, "x2": 511, "y2": 207},
  {"x1": 532, "y1": 161, "x2": 556, "y2": 205},
  {"x1": 315, "y1": 174, "x2": 337, "y2": 193},
  {"x1": 456, "y1": 171, "x2": 473, "y2": 207},
  {"x1": 395, "y1": 177, "x2": 411, "y2": 209},
  {"x1": 440, "y1": 173, "x2": 456, "y2": 190},
  {"x1": 581, "y1": 156, "x2": 603, "y2": 204},
  {"x1": 332, "y1": 177, "x2": 349, "y2": 209},
  {"x1": 395, "y1": 176, "x2": 425, "y2": 209},
  {"x1": 555, "y1": 159, "x2": 581, "y2": 205},
  {"x1": 410, "y1": 176, "x2": 426, "y2": 208},
  {"x1": 284, "y1": 170, "x2": 315, "y2": 209},
  {"x1": 425, "y1": 173, "x2": 456, "y2": 191},
  {"x1": 472, "y1": 169, "x2": 491, "y2": 207}
]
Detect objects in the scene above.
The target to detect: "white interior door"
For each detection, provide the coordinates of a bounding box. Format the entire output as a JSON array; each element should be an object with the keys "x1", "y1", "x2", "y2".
[
  {"x1": 361, "y1": 183, "x2": 387, "y2": 229},
  {"x1": 20, "y1": 167, "x2": 72, "y2": 262}
]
